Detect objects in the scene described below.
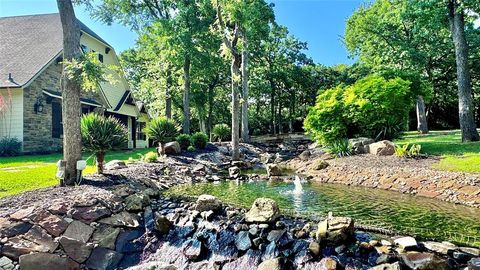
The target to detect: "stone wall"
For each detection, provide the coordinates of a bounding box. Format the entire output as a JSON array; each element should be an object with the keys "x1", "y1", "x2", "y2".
[{"x1": 22, "y1": 60, "x2": 105, "y2": 153}]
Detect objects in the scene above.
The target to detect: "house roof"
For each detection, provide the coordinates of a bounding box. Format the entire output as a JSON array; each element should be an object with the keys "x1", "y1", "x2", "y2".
[
  {"x1": 42, "y1": 89, "x2": 103, "y2": 107},
  {"x1": 0, "y1": 13, "x2": 112, "y2": 88}
]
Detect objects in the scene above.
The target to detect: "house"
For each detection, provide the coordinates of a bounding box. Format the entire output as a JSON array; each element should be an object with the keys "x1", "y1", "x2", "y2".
[{"x1": 0, "y1": 13, "x2": 150, "y2": 154}]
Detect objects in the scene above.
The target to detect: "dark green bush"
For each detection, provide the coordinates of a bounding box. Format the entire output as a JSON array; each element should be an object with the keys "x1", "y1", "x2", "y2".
[
  {"x1": 0, "y1": 137, "x2": 21, "y2": 156},
  {"x1": 211, "y1": 124, "x2": 231, "y2": 142},
  {"x1": 191, "y1": 132, "x2": 208, "y2": 149},
  {"x1": 304, "y1": 75, "x2": 413, "y2": 144},
  {"x1": 176, "y1": 134, "x2": 191, "y2": 150}
]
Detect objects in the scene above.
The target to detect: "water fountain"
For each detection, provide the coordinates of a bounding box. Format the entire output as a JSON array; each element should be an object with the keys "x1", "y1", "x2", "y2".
[{"x1": 293, "y1": 175, "x2": 303, "y2": 194}]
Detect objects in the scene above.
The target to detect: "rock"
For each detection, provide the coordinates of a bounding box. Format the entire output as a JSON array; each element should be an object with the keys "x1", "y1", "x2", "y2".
[
  {"x1": 63, "y1": 220, "x2": 94, "y2": 243},
  {"x1": 195, "y1": 194, "x2": 222, "y2": 212},
  {"x1": 468, "y1": 258, "x2": 480, "y2": 270},
  {"x1": 1, "y1": 236, "x2": 52, "y2": 260},
  {"x1": 311, "y1": 159, "x2": 329, "y2": 170},
  {"x1": 86, "y1": 247, "x2": 123, "y2": 270},
  {"x1": 368, "y1": 140, "x2": 395, "y2": 156},
  {"x1": 235, "y1": 231, "x2": 252, "y2": 251},
  {"x1": 9, "y1": 206, "x2": 35, "y2": 221},
  {"x1": 125, "y1": 193, "x2": 150, "y2": 212},
  {"x1": 421, "y1": 241, "x2": 456, "y2": 255},
  {"x1": 460, "y1": 247, "x2": 480, "y2": 257},
  {"x1": 400, "y1": 252, "x2": 449, "y2": 270},
  {"x1": 115, "y1": 229, "x2": 144, "y2": 253},
  {"x1": 349, "y1": 137, "x2": 374, "y2": 154},
  {"x1": 59, "y1": 236, "x2": 93, "y2": 263},
  {"x1": 183, "y1": 239, "x2": 202, "y2": 260},
  {"x1": 316, "y1": 216, "x2": 354, "y2": 242},
  {"x1": 105, "y1": 160, "x2": 127, "y2": 170},
  {"x1": 267, "y1": 229, "x2": 286, "y2": 243},
  {"x1": 308, "y1": 241, "x2": 320, "y2": 256},
  {"x1": 245, "y1": 198, "x2": 280, "y2": 223},
  {"x1": 92, "y1": 226, "x2": 121, "y2": 249},
  {"x1": 155, "y1": 215, "x2": 171, "y2": 235},
  {"x1": 299, "y1": 150, "x2": 311, "y2": 161},
  {"x1": 23, "y1": 225, "x2": 58, "y2": 252},
  {"x1": 260, "y1": 153, "x2": 274, "y2": 164},
  {"x1": 266, "y1": 164, "x2": 282, "y2": 177},
  {"x1": 0, "y1": 256, "x2": 13, "y2": 270},
  {"x1": 19, "y1": 253, "x2": 71, "y2": 270},
  {"x1": 0, "y1": 221, "x2": 32, "y2": 237},
  {"x1": 34, "y1": 211, "x2": 68, "y2": 237},
  {"x1": 98, "y1": 211, "x2": 140, "y2": 228},
  {"x1": 72, "y1": 206, "x2": 111, "y2": 223},
  {"x1": 229, "y1": 166, "x2": 241, "y2": 178},
  {"x1": 318, "y1": 257, "x2": 337, "y2": 270},
  {"x1": 257, "y1": 258, "x2": 282, "y2": 270},
  {"x1": 371, "y1": 262, "x2": 401, "y2": 270},
  {"x1": 393, "y1": 236, "x2": 417, "y2": 250},
  {"x1": 163, "y1": 141, "x2": 181, "y2": 155}
]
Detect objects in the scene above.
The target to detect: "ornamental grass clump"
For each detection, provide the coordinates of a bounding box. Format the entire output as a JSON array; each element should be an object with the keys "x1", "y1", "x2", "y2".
[
  {"x1": 144, "y1": 117, "x2": 179, "y2": 154},
  {"x1": 81, "y1": 113, "x2": 128, "y2": 174}
]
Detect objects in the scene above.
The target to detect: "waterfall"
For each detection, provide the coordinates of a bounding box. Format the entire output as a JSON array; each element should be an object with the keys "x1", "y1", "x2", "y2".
[{"x1": 293, "y1": 175, "x2": 303, "y2": 194}]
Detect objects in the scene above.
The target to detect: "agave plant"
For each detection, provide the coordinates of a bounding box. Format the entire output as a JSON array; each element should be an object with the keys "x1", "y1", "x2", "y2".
[
  {"x1": 81, "y1": 113, "x2": 128, "y2": 174},
  {"x1": 144, "y1": 117, "x2": 179, "y2": 154}
]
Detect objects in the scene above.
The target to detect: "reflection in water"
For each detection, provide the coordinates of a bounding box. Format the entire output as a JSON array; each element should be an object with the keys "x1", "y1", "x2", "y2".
[{"x1": 165, "y1": 180, "x2": 480, "y2": 246}]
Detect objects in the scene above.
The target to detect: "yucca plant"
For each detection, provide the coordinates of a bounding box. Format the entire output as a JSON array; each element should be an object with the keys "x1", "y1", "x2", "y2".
[
  {"x1": 211, "y1": 124, "x2": 231, "y2": 142},
  {"x1": 144, "y1": 117, "x2": 179, "y2": 154},
  {"x1": 327, "y1": 139, "x2": 353, "y2": 157},
  {"x1": 81, "y1": 113, "x2": 128, "y2": 174}
]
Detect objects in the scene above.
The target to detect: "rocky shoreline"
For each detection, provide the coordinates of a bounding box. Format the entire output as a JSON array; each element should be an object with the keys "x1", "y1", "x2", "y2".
[{"x1": 0, "y1": 143, "x2": 478, "y2": 270}]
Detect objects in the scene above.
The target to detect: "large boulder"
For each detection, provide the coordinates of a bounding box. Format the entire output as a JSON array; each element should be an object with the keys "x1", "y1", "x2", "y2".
[
  {"x1": 311, "y1": 159, "x2": 329, "y2": 171},
  {"x1": 154, "y1": 215, "x2": 171, "y2": 235},
  {"x1": 245, "y1": 198, "x2": 280, "y2": 223},
  {"x1": 104, "y1": 160, "x2": 127, "y2": 170},
  {"x1": 316, "y1": 216, "x2": 354, "y2": 242},
  {"x1": 260, "y1": 153, "x2": 274, "y2": 164},
  {"x1": 162, "y1": 141, "x2": 181, "y2": 155},
  {"x1": 266, "y1": 164, "x2": 282, "y2": 177},
  {"x1": 125, "y1": 194, "x2": 150, "y2": 212},
  {"x1": 195, "y1": 194, "x2": 222, "y2": 212},
  {"x1": 349, "y1": 137, "x2": 374, "y2": 154},
  {"x1": 19, "y1": 253, "x2": 73, "y2": 270},
  {"x1": 400, "y1": 252, "x2": 449, "y2": 270},
  {"x1": 369, "y1": 140, "x2": 395, "y2": 156}
]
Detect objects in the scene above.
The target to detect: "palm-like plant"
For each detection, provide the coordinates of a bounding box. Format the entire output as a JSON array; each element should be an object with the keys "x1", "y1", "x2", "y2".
[
  {"x1": 144, "y1": 117, "x2": 179, "y2": 154},
  {"x1": 81, "y1": 113, "x2": 128, "y2": 174}
]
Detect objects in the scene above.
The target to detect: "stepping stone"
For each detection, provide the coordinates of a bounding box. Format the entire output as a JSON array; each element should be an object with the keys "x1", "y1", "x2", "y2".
[{"x1": 63, "y1": 220, "x2": 94, "y2": 243}]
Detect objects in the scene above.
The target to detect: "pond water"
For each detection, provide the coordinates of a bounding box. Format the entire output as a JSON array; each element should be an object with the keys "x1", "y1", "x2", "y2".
[{"x1": 165, "y1": 179, "x2": 480, "y2": 247}]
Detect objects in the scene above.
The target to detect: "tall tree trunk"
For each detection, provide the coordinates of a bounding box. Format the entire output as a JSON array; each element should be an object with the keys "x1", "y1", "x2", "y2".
[
  {"x1": 448, "y1": 0, "x2": 479, "y2": 142},
  {"x1": 241, "y1": 32, "x2": 249, "y2": 142},
  {"x1": 165, "y1": 69, "x2": 172, "y2": 118},
  {"x1": 289, "y1": 89, "x2": 295, "y2": 133},
  {"x1": 269, "y1": 78, "x2": 276, "y2": 135},
  {"x1": 231, "y1": 52, "x2": 241, "y2": 160},
  {"x1": 199, "y1": 117, "x2": 206, "y2": 133},
  {"x1": 96, "y1": 152, "x2": 105, "y2": 174},
  {"x1": 57, "y1": 0, "x2": 82, "y2": 186},
  {"x1": 207, "y1": 82, "x2": 214, "y2": 140},
  {"x1": 183, "y1": 55, "x2": 191, "y2": 134},
  {"x1": 278, "y1": 98, "x2": 282, "y2": 134},
  {"x1": 416, "y1": 96, "x2": 428, "y2": 134}
]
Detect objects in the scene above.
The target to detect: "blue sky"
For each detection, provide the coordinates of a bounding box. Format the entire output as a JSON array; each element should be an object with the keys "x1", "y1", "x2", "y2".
[{"x1": 0, "y1": 0, "x2": 363, "y2": 66}]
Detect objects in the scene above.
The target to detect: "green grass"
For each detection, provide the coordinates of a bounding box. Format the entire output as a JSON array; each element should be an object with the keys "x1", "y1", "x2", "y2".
[
  {"x1": 0, "y1": 148, "x2": 155, "y2": 198},
  {"x1": 395, "y1": 130, "x2": 480, "y2": 173}
]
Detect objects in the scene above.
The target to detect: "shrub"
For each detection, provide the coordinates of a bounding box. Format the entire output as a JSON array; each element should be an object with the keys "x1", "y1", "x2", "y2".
[
  {"x1": 176, "y1": 134, "x2": 191, "y2": 150},
  {"x1": 0, "y1": 137, "x2": 21, "y2": 156},
  {"x1": 304, "y1": 75, "x2": 413, "y2": 144},
  {"x1": 81, "y1": 113, "x2": 128, "y2": 174},
  {"x1": 187, "y1": 146, "x2": 196, "y2": 152},
  {"x1": 395, "y1": 143, "x2": 422, "y2": 158},
  {"x1": 327, "y1": 139, "x2": 352, "y2": 157},
  {"x1": 212, "y1": 124, "x2": 231, "y2": 142},
  {"x1": 143, "y1": 151, "x2": 158, "y2": 163},
  {"x1": 144, "y1": 117, "x2": 179, "y2": 152},
  {"x1": 191, "y1": 132, "x2": 208, "y2": 149}
]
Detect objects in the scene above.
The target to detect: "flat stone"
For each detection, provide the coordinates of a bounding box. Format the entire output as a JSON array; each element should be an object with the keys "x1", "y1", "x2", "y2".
[
  {"x1": 92, "y1": 226, "x2": 120, "y2": 250},
  {"x1": 98, "y1": 211, "x2": 140, "y2": 228},
  {"x1": 393, "y1": 236, "x2": 417, "y2": 250},
  {"x1": 235, "y1": 231, "x2": 252, "y2": 251},
  {"x1": 316, "y1": 216, "x2": 354, "y2": 242},
  {"x1": 401, "y1": 252, "x2": 449, "y2": 270},
  {"x1": 19, "y1": 253, "x2": 70, "y2": 270},
  {"x1": 48, "y1": 201, "x2": 72, "y2": 215},
  {"x1": 59, "y1": 236, "x2": 93, "y2": 263},
  {"x1": 460, "y1": 247, "x2": 480, "y2": 257},
  {"x1": 105, "y1": 160, "x2": 127, "y2": 170},
  {"x1": 0, "y1": 221, "x2": 32, "y2": 238},
  {"x1": 371, "y1": 262, "x2": 401, "y2": 270},
  {"x1": 85, "y1": 247, "x2": 123, "y2": 270},
  {"x1": 9, "y1": 206, "x2": 35, "y2": 221},
  {"x1": 72, "y1": 206, "x2": 111, "y2": 223},
  {"x1": 258, "y1": 258, "x2": 282, "y2": 270},
  {"x1": 183, "y1": 239, "x2": 202, "y2": 260},
  {"x1": 34, "y1": 210, "x2": 68, "y2": 237},
  {"x1": 63, "y1": 220, "x2": 94, "y2": 243},
  {"x1": 421, "y1": 241, "x2": 456, "y2": 255},
  {"x1": 23, "y1": 225, "x2": 58, "y2": 252}
]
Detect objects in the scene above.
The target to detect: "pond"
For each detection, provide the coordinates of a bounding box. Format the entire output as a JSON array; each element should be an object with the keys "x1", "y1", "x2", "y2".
[{"x1": 165, "y1": 179, "x2": 480, "y2": 247}]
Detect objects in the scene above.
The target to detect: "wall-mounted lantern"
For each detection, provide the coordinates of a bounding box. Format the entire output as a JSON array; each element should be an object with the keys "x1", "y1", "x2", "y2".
[{"x1": 34, "y1": 97, "x2": 44, "y2": 114}]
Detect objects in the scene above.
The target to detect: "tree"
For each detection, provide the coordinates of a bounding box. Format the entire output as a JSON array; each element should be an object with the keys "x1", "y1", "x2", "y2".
[
  {"x1": 57, "y1": 0, "x2": 82, "y2": 186},
  {"x1": 447, "y1": 0, "x2": 479, "y2": 141}
]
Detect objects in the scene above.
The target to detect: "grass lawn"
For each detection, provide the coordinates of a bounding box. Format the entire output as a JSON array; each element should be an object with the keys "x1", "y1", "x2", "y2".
[
  {"x1": 395, "y1": 130, "x2": 480, "y2": 173},
  {"x1": 0, "y1": 148, "x2": 155, "y2": 198}
]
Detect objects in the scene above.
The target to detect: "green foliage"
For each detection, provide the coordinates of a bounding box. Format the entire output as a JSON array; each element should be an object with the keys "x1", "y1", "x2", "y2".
[
  {"x1": 80, "y1": 113, "x2": 128, "y2": 153},
  {"x1": 0, "y1": 137, "x2": 21, "y2": 157},
  {"x1": 190, "y1": 132, "x2": 208, "y2": 149},
  {"x1": 144, "y1": 117, "x2": 179, "y2": 144},
  {"x1": 142, "y1": 151, "x2": 158, "y2": 163},
  {"x1": 305, "y1": 75, "x2": 413, "y2": 144},
  {"x1": 176, "y1": 134, "x2": 191, "y2": 150},
  {"x1": 211, "y1": 124, "x2": 230, "y2": 142},
  {"x1": 63, "y1": 52, "x2": 117, "y2": 91},
  {"x1": 394, "y1": 143, "x2": 422, "y2": 158},
  {"x1": 327, "y1": 139, "x2": 353, "y2": 157},
  {"x1": 187, "y1": 145, "x2": 196, "y2": 152}
]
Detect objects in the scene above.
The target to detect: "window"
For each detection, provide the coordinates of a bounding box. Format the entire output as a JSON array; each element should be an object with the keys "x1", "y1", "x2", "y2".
[
  {"x1": 80, "y1": 44, "x2": 88, "y2": 53},
  {"x1": 98, "y1": 54, "x2": 104, "y2": 63},
  {"x1": 137, "y1": 122, "x2": 146, "y2": 140},
  {"x1": 52, "y1": 102, "x2": 63, "y2": 138}
]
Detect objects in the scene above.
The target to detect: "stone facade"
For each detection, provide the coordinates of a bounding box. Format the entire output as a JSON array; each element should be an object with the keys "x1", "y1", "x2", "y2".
[{"x1": 22, "y1": 60, "x2": 104, "y2": 153}]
